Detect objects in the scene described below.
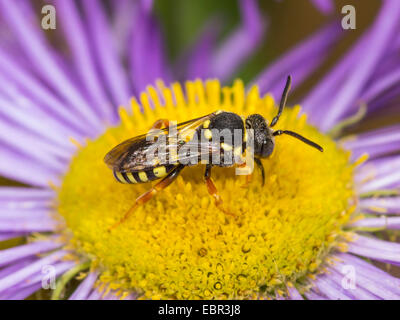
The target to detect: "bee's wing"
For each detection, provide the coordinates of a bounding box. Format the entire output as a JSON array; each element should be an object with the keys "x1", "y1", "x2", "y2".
[
  {"x1": 164, "y1": 112, "x2": 217, "y2": 137},
  {"x1": 162, "y1": 140, "x2": 221, "y2": 165},
  {"x1": 104, "y1": 112, "x2": 219, "y2": 171},
  {"x1": 103, "y1": 133, "x2": 151, "y2": 169}
]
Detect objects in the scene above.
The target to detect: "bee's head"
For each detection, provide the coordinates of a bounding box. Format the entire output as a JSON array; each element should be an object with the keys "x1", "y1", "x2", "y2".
[
  {"x1": 243, "y1": 76, "x2": 324, "y2": 158},
  {"x1": 245, "y1": 114, "x2": 274, "y2": 158}
]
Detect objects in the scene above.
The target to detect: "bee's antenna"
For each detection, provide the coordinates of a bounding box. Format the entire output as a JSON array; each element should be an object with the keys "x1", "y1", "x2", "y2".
[
  {"x1": 270, "y1": 75, "x2": 292, "y2": 127},
  {"x1": 273, "y1": 130, "x2": 323, "y2": 152}
]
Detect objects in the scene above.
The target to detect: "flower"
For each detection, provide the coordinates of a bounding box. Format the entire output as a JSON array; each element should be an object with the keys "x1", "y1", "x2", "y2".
[
  {"x1": 0, "y1": 0, "x2": 400, "y2": 300},
  {"x1": 309, "y1": 0, "x2": 334, "y2": 14}
]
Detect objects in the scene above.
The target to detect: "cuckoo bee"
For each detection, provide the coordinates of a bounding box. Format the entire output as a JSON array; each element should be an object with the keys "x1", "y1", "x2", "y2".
[{"x1": 104, "y1": 76, "x2": 323, "y2": 229}]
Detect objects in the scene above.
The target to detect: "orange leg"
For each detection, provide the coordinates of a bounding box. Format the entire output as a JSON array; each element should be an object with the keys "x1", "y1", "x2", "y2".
[
  {"x1": 109, "y1": 165, "x2": 185, "y2": 230},
  {"x1": 243, "y1": 174, "x2": 253, "y2": 188},
  {"x1": 204, "y1": 165, "x2": 234, "y2": 217},
  {"x1": 237, "y1": 162, "x2": 253, "y2": 188},
  {"x1": 150, "y1": 119, "x2": 170, "y2": 131},
  {"x1": 238, "y1": 158, "x2": 265, "y2": 188}
]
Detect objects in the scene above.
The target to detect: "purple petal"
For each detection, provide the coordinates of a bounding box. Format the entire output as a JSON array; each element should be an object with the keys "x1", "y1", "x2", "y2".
[
  {"x1": 56, "y1": 0, "x2": 115, "y2": 122},
  {"x1": 268, "y1": 55, "x2": 326, "y2": 99},
  {"x1": 129, "y1": 4, "x2": 171, "y2": 94},
  {"x1": 69, "y1": 271, "x2": 99, "y2": 300},
  {"x1": 87, "y1": 288, "x2": 103, "y2": 300},
  {"x1": 184, "y1": 22, "x2": 219, "y2": 81},
  {"x1": 82, "y1": 0, "x2": 132, "y2": 108},
  {"x1": 349, "y1": 243, "x2": 400, "y2": 263},
  {"x1": 338, "y1": 252, "x2": 398, "y2": 279},
  {"x1": 368, "y1": 87, "x2": 400, "y2": 115},
  {"x1": 355, "y1": 155, "x2": 400, "y2": 184},
  {"x1": 0, "y1": 217, "x2": 57, "y2": 233},
  {"x1": 251, "y1": 22, "x2": 341, "y2": 96},
  {"x1": 112, "y1": 0, "x2": 138, "y2": 56},
  {"x1": 0, "y1": 282, "x2": 42, "y2": 300},
  {"x1": 310, "y1": 0, "x2": 334, "y2": 14},
  {"x1": 0, "y1": 0, "x2": 103, "y2": 132},
  {"x1": 303, "y1": 289, "x2": 327, "y2": 300},
  {"x1": 349, "y1": 127, "x2": 400, "y2": 152},
  {"x1": 140, "y1": 0, "x2": 154, "y2": 13},
  {"x1": 287, "y1": 285, "x2": 303, "y2": 300},
  {"x1": 0, "y1": 188, "x2": 54, "y2": 201},
  {"x1": 17, "y1": 260, "x2": 76, "y2": 289},
  {"x1": 0, "y1": 258, "x2": 35, "y2": 279},
  {"x1": 0, "y1": 77, "x2": 76, "y2": 150},
  {"x1": 312, "y1": 276, "x2": 352, "y2": 300},
  {"x1": 332, "y1": 253, "x2": 400, "y2": 299},
  {"x1": 0, "y1": 148, "x2": 60, "y2": 187},
  {"x1": 393, "y1": 32, "x2": 400, "y2": 50},
  {"x1": 0, "y1": 200, "x2": 50, "y2": 210},
  {"x1": 355, "y1": 156, "x2": 400, "y2": 189},
  {"x1": 0, "y1": 233, "x2": 27, "y2": 242},
  {"x1": 102, "y1": 290, "x2": 121, "y2": 300},
  {"x1": 0, "y1": 49, "x2": 90, "y2": 136},
  {"x1": 0, "y1": 97, "x2": 75, "y2": 163},
  {"x1": 352, "y1": 234, "x2": 400, "y2": 254},
  {"x1": 100, "y1": 288, "x2": 137, "y2": 300},
  {"x1": 352, "y1": 143, "x2": 400, "y2": 162},
  {"x1": 0, "y1": 208, "x2": 53, "y2": 220},
  {"x1": 350, "y1": 217, "x2": 400, "y2": 229},
  {"x1": 0, "y1": 250, "x2": 66, "y2": 294},
  {"x1": 1, "y1": 260, "x2": 76, "y2": 299},
  {"x1": 323, "y1": 267, "x2": 379, "y2": 299},
  {"x1": 359, "y1": 197, "x2": 400, "y2": 214},
  {"x1": 360, "y1": 65, "x2": 400, "y2": 103},
  {"x1": 302, "y1": 31, "x2": 370, "y2": 123},
  {"x1": 319, "y1": 0, "x2": 400, "y2": 130},
  {"x1": 0, "y1": 127, "x2": 67, "y2": 173},
  {"x1": 369, "y1": 50, "x2": 400, "y2": 86},
  {"x1": 359, "y1": 171, "x2": 400, "y2": 194},
  {"x1": 0, "y1": 132, "x2": 68, "y2": 171},
  {"x1": 211, "y1": 0, "x2": 266, "y2": 82}
]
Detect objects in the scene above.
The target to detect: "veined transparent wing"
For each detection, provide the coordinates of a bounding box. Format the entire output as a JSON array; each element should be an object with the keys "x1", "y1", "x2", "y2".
[{"x1": 104, "y1": 112, "x2": 219, "y2": 171}]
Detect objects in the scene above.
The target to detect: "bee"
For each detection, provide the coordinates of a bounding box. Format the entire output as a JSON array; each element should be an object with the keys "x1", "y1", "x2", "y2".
[{"x1": 105, "y1": 76, "x2": 323, "y2": 229}]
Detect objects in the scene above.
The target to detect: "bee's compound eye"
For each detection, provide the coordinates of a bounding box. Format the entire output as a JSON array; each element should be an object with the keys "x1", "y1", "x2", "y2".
[{"x1": 261, "y1": 140, "x2": 274, "y2": 158}]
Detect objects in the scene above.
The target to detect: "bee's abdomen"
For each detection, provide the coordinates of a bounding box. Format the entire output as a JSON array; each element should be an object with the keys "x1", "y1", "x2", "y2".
[{"x1": 113, "y1": 165, "x2": 176, "y2": 184}]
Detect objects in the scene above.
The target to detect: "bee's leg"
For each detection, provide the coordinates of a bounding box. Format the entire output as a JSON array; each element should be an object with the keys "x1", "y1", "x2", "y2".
[
  {"x1": 204, "y1": 165, "x2": 234, "y2": 216},
  {"x1": 237, "y1": 162, "x2": 253, "y2": 188},
  {"x1": 238, "y1": 158, "x2": 264, "y2": 187},
  {"x1": 254, "y1": 158, "x2": 265, "y2": 187},
  {"x1": 109, "y1": 165, "x2": 185, "y2": 230},
  {"x1": 150, "y1": 119, "x2": 170, "y2": 130}
]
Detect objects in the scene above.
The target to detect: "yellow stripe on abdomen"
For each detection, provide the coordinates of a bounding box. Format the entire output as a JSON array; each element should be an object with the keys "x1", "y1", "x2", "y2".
[
  {"x1": 153, "y1": 166, "x2": 167, "y2": 178},
  {"x1": 114, "y1": 165, "x2": 175, "y2": 184},
  {"x1": 138, "y1": 171, "x2": 148, "y2": 182},
  {"x1": 114, "y1": 171, "x2": 128, "y2": 184},
  {"x1": 125, "y1": 172, "x2": 137, "y2": 183}
]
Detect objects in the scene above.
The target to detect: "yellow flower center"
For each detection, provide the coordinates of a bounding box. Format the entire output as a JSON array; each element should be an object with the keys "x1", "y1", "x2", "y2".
[{"x1": 57, "y1": 79, "x2": 355, "y2": 299}]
